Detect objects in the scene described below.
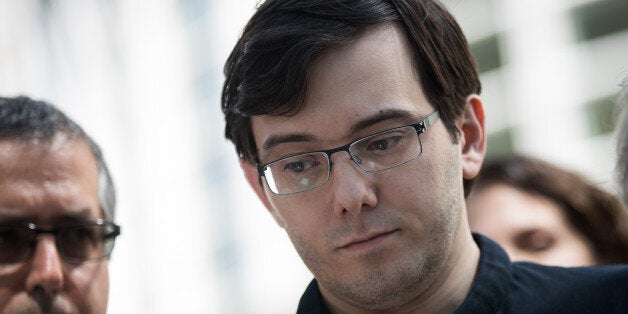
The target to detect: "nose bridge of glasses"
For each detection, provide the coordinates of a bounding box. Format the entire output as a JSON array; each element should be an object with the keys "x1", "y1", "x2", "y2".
[
  {"x1": 32, "y1": 227, "x2": 82, "y2": 262},
  {"x1": 32, "y1": 230, "x2": 63, "y2": 258},
  {"x1": 31, "y1": 233, "x2": 62, "y2": 262},
  {"x1": 32, "y1": 227, "x2": 62, "y2": 245},
  {"x1": 325, "y1": 142, "x2": 362, "y2": 170}
]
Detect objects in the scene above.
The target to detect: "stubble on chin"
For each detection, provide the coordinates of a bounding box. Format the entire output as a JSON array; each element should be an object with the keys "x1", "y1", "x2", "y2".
[
  {"x1": 287, "y1": 214, "x2": 444, "y2": 310},
  {"x1": 331, "y1": 252, "x2": 438, "y2": 310}
]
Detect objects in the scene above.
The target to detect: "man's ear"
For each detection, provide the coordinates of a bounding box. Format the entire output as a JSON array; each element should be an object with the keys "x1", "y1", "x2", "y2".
[
  {"x1": 458, "y1": 94, "x2": 486, "y2": 180},
  {"x1": 240, "y1": 159, "x2": 286, "y2": 228}
]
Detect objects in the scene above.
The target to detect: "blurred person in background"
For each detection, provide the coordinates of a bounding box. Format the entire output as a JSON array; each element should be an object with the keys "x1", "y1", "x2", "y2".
[
  {"x1": 222, "y1": 0, "x2": 628, "y2": 313},
  {"x1": 0, "y1": 96, "x2": 120, "y2": 313},
  {"x1": 467, "y1": 155, "x2": 628, "y2": 267}
]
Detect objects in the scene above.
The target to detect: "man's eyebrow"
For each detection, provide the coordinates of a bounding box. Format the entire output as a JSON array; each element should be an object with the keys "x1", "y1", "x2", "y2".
[
  {"x1": 54, "y1": 209, "x2": 94, "y2": 222},
  {"x1": 348, "y1": 108, "x2": 416, "y2": 134},
  {"x1": 262, "y1": 108, "x2": 417, "y2": 153},
  {"x1": 0, "y1": 208, "x2": 94, "y2": 224},
  {"x1": 263, "y1": 133, "x2": 316, "y2": 152}
]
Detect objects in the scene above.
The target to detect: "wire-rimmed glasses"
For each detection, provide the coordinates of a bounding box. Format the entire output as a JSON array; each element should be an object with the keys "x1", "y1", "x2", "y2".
[
  {"x1": 0, "y1": 219, "x2": 121, "y2": 264},
  {"x1": 257, "y1": 111, "x2": 440, "y2": 195}
]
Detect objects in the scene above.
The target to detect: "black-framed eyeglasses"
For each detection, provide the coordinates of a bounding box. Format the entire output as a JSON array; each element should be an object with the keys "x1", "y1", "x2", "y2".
[
  {"x1": 257, "y1": 111, "x2": 440, "y2": 195},
  {"x1": 0, "y1": 219, "x2": 121, "y2": 264}
]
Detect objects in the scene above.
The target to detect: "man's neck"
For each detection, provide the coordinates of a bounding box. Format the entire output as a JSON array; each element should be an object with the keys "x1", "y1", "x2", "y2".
[{"x1": 413, "y1": 230, "x2": 480, "y2": 313}]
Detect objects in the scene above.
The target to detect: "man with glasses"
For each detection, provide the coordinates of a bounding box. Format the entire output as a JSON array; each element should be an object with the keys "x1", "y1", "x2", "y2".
[
  {"x1": 0, "y1": 96, "x2": 120, "y2": 313},
  {"x1": 222, "y1": 0, "x2": 628, "y2": 313}
]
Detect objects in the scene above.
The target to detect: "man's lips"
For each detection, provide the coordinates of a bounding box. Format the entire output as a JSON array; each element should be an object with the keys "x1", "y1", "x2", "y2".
[{"x1": 338, "y1": 229, "x2": 398, "y2": 251}]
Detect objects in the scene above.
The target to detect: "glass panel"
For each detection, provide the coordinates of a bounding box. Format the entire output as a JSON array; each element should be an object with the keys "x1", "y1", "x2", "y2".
[
  {"x1": 470, "y1": 33, "x2": 503, "y2": 73},
  {"x1": 572, "y1": 0, "x2": 628, "y2": 41},
  {"x1": 584, "y1": 94, "x2": 617, "y2": 136},
  {"x1": 486, "y1": 127, "x2": 515, "y2": 159}
]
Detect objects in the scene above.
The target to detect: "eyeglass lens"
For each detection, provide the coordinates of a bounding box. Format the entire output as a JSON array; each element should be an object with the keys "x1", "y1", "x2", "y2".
[
  {"x1": 264, "y1": 124, "x2": 422, "y2": 194},
  {"x1": 0, "y1": 224, "x2": 118, "y2": 264},
  {"x1": 265, "y1": 152, "x2": 331, "y2": 194}
]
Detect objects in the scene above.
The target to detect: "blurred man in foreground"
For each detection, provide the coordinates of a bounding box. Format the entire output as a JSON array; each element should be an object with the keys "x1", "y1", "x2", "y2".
[{"x1": 0, "y1": 96, "x2": 120, "y2": 313}]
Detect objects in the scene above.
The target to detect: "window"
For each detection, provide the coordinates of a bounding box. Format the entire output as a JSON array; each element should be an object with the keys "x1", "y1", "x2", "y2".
[
  {"x1": 584, "y1": 94, "x2": 618, "y2": 136},
  {"x1": 471, "y1": 33, "x2": 503, "y2": 73},
  {"x1": 486, "y1": 127, "x2": 515, "y2": 158},
  {"x1": 572, "y1": 0, "x2": 628, "y2": 41}
]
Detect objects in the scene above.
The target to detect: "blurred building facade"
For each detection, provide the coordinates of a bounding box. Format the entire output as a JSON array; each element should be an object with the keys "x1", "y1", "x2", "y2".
[
  {"x1": 0, "y1": 0, "x2": 626, "y2": 313},
  {"x1": 450, "y1": 0, "x2": 628, "y2": 192}
]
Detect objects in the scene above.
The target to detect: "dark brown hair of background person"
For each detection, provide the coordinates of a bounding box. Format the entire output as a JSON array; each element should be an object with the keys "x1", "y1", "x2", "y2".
[{"x1": 472, "y1": 155, "x2": 628, "y2": 264}]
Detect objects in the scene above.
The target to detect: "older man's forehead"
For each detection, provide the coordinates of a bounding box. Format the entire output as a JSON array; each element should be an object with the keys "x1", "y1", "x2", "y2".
[{"x1": 0, "y1": 138, "x2": 102, "y2": 224}]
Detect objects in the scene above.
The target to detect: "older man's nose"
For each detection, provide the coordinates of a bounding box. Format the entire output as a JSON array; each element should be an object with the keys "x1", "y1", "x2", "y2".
[{"x1": 25, "y1": 235, "x2": 65, "y2": 295}]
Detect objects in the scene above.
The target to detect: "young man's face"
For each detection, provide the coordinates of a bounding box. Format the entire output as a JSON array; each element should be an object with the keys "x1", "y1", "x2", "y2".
[
  {"x1": 243, "y1": 23, "x2": 485, "y2": 309},
  {"x1": 0, "y1": 137, "x2": 110, "y2": 313}
]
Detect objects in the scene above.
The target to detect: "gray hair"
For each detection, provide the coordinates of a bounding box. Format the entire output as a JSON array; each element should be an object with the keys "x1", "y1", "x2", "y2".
[
  {"x1": 618, "y1": 76, "x2": 628, "y2": 205},
  {"x1": 0, "y1": 96, "x2": 116, "y2": 220}
]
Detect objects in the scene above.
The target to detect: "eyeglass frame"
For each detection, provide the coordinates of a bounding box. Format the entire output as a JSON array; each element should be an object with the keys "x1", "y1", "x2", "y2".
[
  {"x1": 0, "y1": 219, "x2": 121, "y2": 264},
  {"x1": 256, "y1": 110, "x2": 440, "y2": 195}
]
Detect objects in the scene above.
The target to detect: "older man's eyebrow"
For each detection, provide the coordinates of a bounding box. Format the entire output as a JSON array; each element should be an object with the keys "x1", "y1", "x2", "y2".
[
  {"x1": 347, "y1": 108, "x2": 417, "y2": 135},
  {"x1": 0, "y1": 208, "x2": 95, "y2": 224},
  {"x1": 262, "y1": 133, "x2": 317, "y2": 152},
  {"x1": 53, "y1": 208, "x2": 95, "y2": 222}
]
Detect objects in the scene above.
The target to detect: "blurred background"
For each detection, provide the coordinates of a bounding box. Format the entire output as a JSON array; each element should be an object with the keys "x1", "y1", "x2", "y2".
[{"x1": 0, "y1": 0, "x2": 626, "y2": 312}]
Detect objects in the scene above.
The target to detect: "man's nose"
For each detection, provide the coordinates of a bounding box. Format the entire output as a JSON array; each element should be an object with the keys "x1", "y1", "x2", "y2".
[
  {"x1": 329, "y1": 153, "x2": 378, "y2": 217},
  {"x1": 25, "y1": 235, "x2": 65, "y2": 295}
]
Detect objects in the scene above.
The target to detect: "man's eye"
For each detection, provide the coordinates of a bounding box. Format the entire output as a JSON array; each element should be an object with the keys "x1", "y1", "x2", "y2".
[
  {"x1": 367, "y1": 135, "x2": 402, "y2": 152},
  {"x1": 517, "y1": 230, "x2": 555, "y2": 253},
  {"x1": 284, "y1": 160, "x2": 318, "y2": 173},
  {"x1": 0, "y1": 230, "x2": 18, "y2": 244},
  {"x1": 64, "y1": 228, "x2": 98, "y2": 244}
]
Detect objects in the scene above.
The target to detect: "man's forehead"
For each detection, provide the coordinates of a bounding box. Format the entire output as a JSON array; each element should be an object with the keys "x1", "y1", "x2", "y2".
[
  {"x1": 0, "y1": 138, "x2": 102, "y2": 223},
  {"x1": 0, "y1": 135, "x2": 97, "y2": 172}
]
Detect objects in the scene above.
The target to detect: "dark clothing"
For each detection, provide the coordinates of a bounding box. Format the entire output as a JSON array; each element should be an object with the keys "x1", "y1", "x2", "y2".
[{"x1": 297, "y1": 233, "x2": 628, "y2": 314}]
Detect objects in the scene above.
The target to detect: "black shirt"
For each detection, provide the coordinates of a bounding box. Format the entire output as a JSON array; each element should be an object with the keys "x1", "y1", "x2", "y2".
[{"x1": 297, "y1": 234, "x2": 628, "y2": 313}]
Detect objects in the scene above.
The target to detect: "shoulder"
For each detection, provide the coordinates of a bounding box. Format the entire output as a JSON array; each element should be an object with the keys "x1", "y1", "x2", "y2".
[
  {"x1": 511, "y1": 261, "x2": 628, "y2": 292},
  {"x1": 507, "y1": 261, "x2": 628, "y2": 312},
  {"x1": 297, "y1": 279, "x2": 330, "y2": 314},
  {"x1": 465, "y1": 234, "x2": 628, "y2": 314}
]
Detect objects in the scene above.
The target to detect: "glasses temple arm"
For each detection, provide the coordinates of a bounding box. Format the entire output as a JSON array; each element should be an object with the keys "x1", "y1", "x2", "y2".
[{"x1": 423, "y1": 111, "x2": 440, "y2": 130}]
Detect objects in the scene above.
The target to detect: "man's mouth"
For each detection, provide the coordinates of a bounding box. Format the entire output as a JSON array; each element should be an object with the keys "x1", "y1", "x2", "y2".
[{"x1": 339, "y1": 229, "x2": 398, "y2": 251}]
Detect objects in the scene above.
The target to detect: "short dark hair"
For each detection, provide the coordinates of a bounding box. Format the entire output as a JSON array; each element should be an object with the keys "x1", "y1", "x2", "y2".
[
  {"x1": 222, "y1": 0, "x2": 480, "y2": 165},
  {"x1": 0, "y1": 96, "x2": 116, "y2": 220},
  {"x1": 471, "y1": 155, "x2": 628, "y2": 264}
]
